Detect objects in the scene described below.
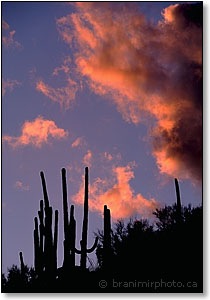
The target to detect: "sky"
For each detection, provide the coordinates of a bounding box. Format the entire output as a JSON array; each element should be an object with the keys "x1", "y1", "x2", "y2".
[{"x1": 2, "y1": 1, "x2": 202, "y2": 273}]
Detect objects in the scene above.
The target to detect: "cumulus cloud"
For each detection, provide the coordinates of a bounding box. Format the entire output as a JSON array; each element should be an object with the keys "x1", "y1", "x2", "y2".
[
  {"x1": 57, "y1": 2, "x2": 202, "y2": 183},
  {"x1": 2, "y1": 116, "x2": 68, "y2": 148},
  {"x1": 14, "y1": 181, "x2": 29, "y2": 191},
  {"x1": 2, "y1": 78, "x2": 21, "y2": 97},
  {"x1": 2, "y1": 19, "x2": 22, "y2": 49},
  {"x1": 73, "y1": 163, "x2": 159, "y2": 219}
]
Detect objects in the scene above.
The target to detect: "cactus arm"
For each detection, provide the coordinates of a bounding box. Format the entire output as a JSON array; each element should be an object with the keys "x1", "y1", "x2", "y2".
[
  {"x1": 75, "y1": 247, "x2": 82, "y2": 254},
  {"x1": 40, "y1": 171, "x2": 49, "y2": 209},
  {"x1": 75, "y1": 237, "x2": 98, "y2": 255},
  {"x1": 87, "y1": 237, "x2": 98, "y2": 253}
]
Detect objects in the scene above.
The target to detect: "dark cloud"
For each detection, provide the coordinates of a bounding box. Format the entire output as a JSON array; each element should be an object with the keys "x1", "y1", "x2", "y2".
[{"x1": 57, "y1": 2, "x2": 202, "y2": 183}]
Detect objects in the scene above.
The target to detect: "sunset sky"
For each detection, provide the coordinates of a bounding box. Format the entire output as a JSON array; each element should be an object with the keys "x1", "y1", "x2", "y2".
[{"x1": 2, "y1": 1, "x2": 202, "y2": 272}]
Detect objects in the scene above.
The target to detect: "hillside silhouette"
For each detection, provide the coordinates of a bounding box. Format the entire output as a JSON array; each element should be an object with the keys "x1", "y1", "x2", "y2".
[{"x1": 2, "y1": 168, "x2": 203, "y2": 293}]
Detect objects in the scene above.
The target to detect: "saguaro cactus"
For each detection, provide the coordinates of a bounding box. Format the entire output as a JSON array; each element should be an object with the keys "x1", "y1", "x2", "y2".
[
  {"x1": 19, "y1": 252, "x2": 25, "y2": 275},
  {"x1": 38, "y1": 200, "x2": 44, "y2": 272},
  {"x1": 33, "y1": 171, "x2": 59, "y2": 279},
  {"x1": 54, "y1": 210, "x2": 58, "y2": 272},
  {"x1": 174, "y1": 178, "x2": 182, "y2": 224},
  {"x1": 103, "y1": 205, "x2": 111, "y2": 268},
  {"x1": 62, "y1": 168, "x2": 69, "y2": 267},
  {"x1": 69, "y1": 205, "x2": 76, "y2": 267},
  {"x1": 62, "y1": 168, "x2": 76, "y2": 269},
  {"x1": 75, "y1": 167, "x2": 98, "y2": 270},
  {"x1": 33, "y1": 216, "x2": 40, "y2": 274}
]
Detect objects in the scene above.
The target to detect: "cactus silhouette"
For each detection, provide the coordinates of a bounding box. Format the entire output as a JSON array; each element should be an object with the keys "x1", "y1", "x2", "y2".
[
  {"x1": 33, "y1": 171, "x2": 59, "y2": 279},
  {"x1": 174, "y1": 178, "x2": 182, "y2": 223},
  {"x1": 103, "y1": 205, "x2": 111, "y2": 268},
  {"x1": 3, "y1": 171, "x2": 202, "y2": 293},
  {"x1": 19, "y1": 252, "x2": 25, "y2": 275},
  {"x1": 69, "y1": 205, "x2": 76, "y2": 267},
  {"x1": 75, "y1": 167, "x2": 98, "y2": 269},
  {"x1": 62, "y1": 168, "x2": 76, "y2": 269}
]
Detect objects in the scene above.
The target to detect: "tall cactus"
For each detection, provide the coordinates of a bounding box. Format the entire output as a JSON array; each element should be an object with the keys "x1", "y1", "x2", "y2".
[
  {"x1": 75, "y1": 167, "x2": 98, "y2": 269},
  {"x1": 37, "y1": 200, "x2": 44, "y2": 273},
  {"x1": 33, "y1": 216, "x2": 40, "y2": 274},
  {"x1": 103, "y1": 205, "x2": 111, "y2": 268},
  {"x1": 62, "y1": 168, "x2": 69, "y2": 267},
  {"x1": 174, "y1": 178, "x2": 182, "y2": 224},
  {"x1": 19, "y1": 252, "x2": 25, "y2": 275},
  {"x1": 62, "y1": 168, "x2": 76, "y2": 269},
  {"x1": 54, "y1": 210, "x2": 58, "y2": 272},
  {"x1": 33, "y1": 171, "x2": 59, "y2": 279},
  {"x1": 69, "y1": 205, "x2": 76, "y2": 267}
]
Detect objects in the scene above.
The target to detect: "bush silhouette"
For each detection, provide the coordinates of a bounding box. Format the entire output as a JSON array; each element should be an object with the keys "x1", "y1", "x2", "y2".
[{"x1": 2, "y1": 171, "x2": 202, "y2": 292}]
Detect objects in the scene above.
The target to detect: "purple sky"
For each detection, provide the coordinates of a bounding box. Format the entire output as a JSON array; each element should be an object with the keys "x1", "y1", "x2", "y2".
[{"x1": 2, "y1": 1, "x2": 202, "y2": 273}]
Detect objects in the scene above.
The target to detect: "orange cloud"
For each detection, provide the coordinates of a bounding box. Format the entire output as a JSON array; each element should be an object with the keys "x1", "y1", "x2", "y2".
[
  {"x1": 3, "y1": 116, "x2": 68, "y2": 148},
  {"x1": 162, "y1": 4, "x2": 179, "y2": 23},
  {"x1": 83, "y1": 150, "x2": 92, "y2": 167},
  {"x1": 57, "y1": 3, "x2": 202, "y2": 183},
  {"x1": 2, "y1": 78, "x2": 21, "y2": 97},
  {"x1": 36, "y1": 77, "x2": 78, "y2": 110},
  {"x1": 14, "y1": 181, "x2": 29, "y2": 191},
  {"x1": 52, "y1": 56, "x2": 71, "y2": 76},
  {"x1": 104, "y1": 152, "x2": 113, "y2": 161},
  {"x1": 71, "y1": 136, "x2": 86, "y2": 148},
  {"x1": 2, "y1": 19, "x2": 22, "y2": 49},
  {"x1": 73, "y1": 163, "x2": 159, "y2": 219}
]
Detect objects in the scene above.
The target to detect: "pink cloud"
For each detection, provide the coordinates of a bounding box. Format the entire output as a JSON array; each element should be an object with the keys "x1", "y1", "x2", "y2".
[
  {"x1": 71, "y1": 136, "x2": 86, "y2": 148},
  {"x1": 36, "y1": 77, "x2": 78, "y2": 110},
  {"x1": 73, "y1": 163, "x2": 159, "y2": 219},
  {"x1": 83, "y1": 150, "x2": 92, "y2": 167},
  {"x1": 52, "y1": 56, "x2": 72, "y2": 76},
  {"x1": 2, "y1": 19, "x2": 22, "y2": 49},
  {"x1": 3, "y1": 116, "x2": 68, "y2": 148},
  {"x1": 2, "y1": 78, "x2": 21, "y2": 97},
  {"x1": 14, "y1": 181, "x2": 29, "y2": 191},
  {"x1": 104, "y1": 152, "x2": 113, "y2": 161}
]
